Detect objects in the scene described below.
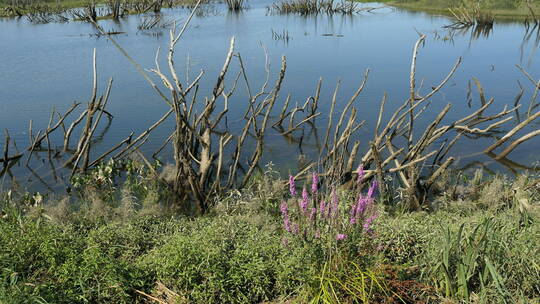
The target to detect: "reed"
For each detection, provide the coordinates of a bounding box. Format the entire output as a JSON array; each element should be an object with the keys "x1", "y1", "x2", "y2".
[
  {"x1": 444, "y1": 0, "x2": 495, "y2": 28},
  {"x1": 270, "y1": 0, "x2": 359, "y2": 15},
  {"x1": 137, "y1": 13, "x2": 174, "y2": 30},
  {"x1": 225, "y1": 0, "x2": 243, "y2": 11},
  {"x1": 271, "y1": 28, "x2": 290, "y2": 41}
]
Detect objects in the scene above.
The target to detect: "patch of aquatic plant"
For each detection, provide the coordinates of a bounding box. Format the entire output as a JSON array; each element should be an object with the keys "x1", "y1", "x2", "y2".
[
  {"x1": 24, "y1": 4, "x2": 69, "y2": 22},
  {"x1": 225, "y1": 0, "x2": 243, "y2": 11},
  {"x1": 137, "y1": 13, "x2": 174, "y2": 30},
  {"x1": 446, "y1": 0, "x2": 495, "y2": 28},
  {"x1": 106, "y1": 0, "x2": 125, "y2": 19},
  {"x1": 270, "y1": 0, "x2": 360, "y2": 15},
  {"x1": 271, "y1": 28, "x2": 291, "y2": 42},
  {"x1": 70, "y1": 1, "x2": 100, "y2": 21}
]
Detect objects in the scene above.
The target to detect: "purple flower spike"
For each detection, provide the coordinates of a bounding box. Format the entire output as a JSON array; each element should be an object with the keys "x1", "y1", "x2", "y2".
[
  {"x1": 280, "y1": 201, "x2": 288, "y2": 216},
  {"x1": 350, "y1": 203, "x2": 357, "y2": 217},
  {"x1": 311, "y1": 172, "x2": 319, "y2": 195},
  {"x1": 319, "y1": 200, "x2": 326, "y2": 215},
  {"x1": 289, "y1": 175, "x2": 297, "y2": 197},
  {"x1": 367, "y1": 180, "x2": 378, "y2": 199},
  {"x1": 309, "y1": 207, "x2": 317, "y2": 221},
  {"x1": 292, "y1": 223, "x2": 299, "y2": 235},
  {"x1": 284, "y1": 218, "x2": 291, "y2": 232},
  {"x1": 301, "y1": 188, "x2": 309, "y2": 212},
  {"x1": 350, "y1": 202, "x2": 358, "y2": 224},
  {"x1": 280, "y1": 201, "x2": 291, "y2": 232},
  {"x1": 363, "y1": 214, "x2": 378, "y2": 231},
  {"x1": 356, "y1": 165, "x2": 364, "y2": 185},
  {"x1": 356, "y1": 196, "x2": 367, "y2": 216},
  {"x1": 336, "y1": 233, "x2": 347, "y2": 240}
]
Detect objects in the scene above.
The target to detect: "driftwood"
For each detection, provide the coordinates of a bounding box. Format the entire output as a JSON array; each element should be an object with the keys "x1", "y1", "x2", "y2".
[
  {"x1": 281, "y1": 35, "x2": 527, "y2": 210},
  {"x1": 1, "y1": 130, "x2": 22, "y2": 166},
  {"x1": 15, "y1": 49, "x2": 119, "y2": 179},
  {"x1": 6, "y1": 6, "x2": 540, "y2": 213}
]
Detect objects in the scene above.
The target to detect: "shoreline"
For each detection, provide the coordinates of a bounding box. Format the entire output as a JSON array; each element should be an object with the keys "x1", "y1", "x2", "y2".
[{"x1": 358, "y1": 0, "x2": 540, "y2": 21}]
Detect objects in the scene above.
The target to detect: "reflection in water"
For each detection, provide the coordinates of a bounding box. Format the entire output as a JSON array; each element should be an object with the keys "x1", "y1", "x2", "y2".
[
  {"x1": 521, "y1": 22, "x2": 540, "y2": 67},
  {"x1": 486, "y1": 152, "x2": 540, "y2": 174},
  {"x1": 436, "y1": 22, "x2": 494, "y2": 45},
  {"x1": 470, "y1": 22, "x2": 494, "y2": 39}
]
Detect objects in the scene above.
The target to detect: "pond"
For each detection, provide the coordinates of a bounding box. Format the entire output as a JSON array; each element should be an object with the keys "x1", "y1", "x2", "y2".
[{"x1": 1, "y1": 0, "x2": 539, "y2": 191}]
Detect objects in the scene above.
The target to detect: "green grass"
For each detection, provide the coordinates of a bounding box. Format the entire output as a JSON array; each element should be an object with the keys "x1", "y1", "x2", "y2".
[
  {"x1": 0, "y1": 170, "x2": 539, "y2": 303},
  {"x1": 0, "y1": 0, "x2": 200, "y2": 17},
  {"x1": 1, "y1": 0, "x2": 89, "y2": 17},
  {"x1": 359, "y1": 0, "x2": 540, "y2": 20},
  {"x1": 3, "y1": 0, "x2": 538, "y2": 20}
]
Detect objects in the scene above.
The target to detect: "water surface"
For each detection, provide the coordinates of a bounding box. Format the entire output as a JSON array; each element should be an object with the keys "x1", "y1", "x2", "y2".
[{"x1": 1, "y1": 1, "x2": 539, "y2": 190}]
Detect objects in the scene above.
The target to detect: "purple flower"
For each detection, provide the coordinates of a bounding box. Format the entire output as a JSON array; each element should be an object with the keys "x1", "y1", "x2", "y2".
[
  {"x1": 280, "y1": 201, "x2": 288, "y2": 216},
  {"x1": 363, "y1": 214, "x2": 378, "y2": 231},
  {"x1": 309, "y1": 207, "x2": 317, "y2": 221},
  {"x1": 283, "y1": 217, "x2": 291, "y2": 232},
  {"x1": 367, "y1": 180, "x2": 378, "y2": 199},
  {"x1": 300, "y1": 187, "x2": 309, "y2": 212},
  {"x1": 280, "y1": 201, "x2": 291, "y2": 232},
  {"x1": 289, "y1": 175, "x2": 297, "y2": 197},
  {"x1": 336, "y1": 233, "x2": 347, "y2": 240},
  {"x1": 350, "y1": 217, "x2": 357, "y2": 225},
  {"x1": 292, "y1": 223, "x2": 299, "y2": 235},
  {"x1": 319, "y1": 200, "x2": 326, "y2": 215},
  {"x1": 311, "y1": 172, "x2": 319, "y2": 195},
  {"x1": 357, "y1": 165, "x2": 364, "y2": 185},
  {"x1": 349, "y1": 202, "x2": 357, "y2": 221},
  {"x1": 356, "y1": 196, "x2": 368, "y2": 217}
]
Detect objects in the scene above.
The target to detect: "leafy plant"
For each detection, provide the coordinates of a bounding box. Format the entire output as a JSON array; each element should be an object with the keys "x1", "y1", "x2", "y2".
[
  {"x1": 434, "y1": 218, "x2": 511, "y2": 302},
  {"x1": 279, "y1": 171, "x2": 379, "y2": 254},
  {"x1": 311, "y1": 260, "x2": 391, "y2": 304}
]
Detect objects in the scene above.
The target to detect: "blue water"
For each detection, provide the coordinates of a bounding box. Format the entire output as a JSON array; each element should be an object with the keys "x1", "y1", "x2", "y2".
[{"x1": 1, "y1": 1, "x2": 539, "y2": 190}]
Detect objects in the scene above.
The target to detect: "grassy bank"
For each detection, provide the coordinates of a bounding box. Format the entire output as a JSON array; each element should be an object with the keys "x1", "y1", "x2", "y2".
[
  {"x1": 5, "y1": 0, "x2": 538, "y2": 20},
  {"x1": 0, "y1": 0, "x2": 200, "y2": 18},
  {"x1": 1, "y1": 0, "x2": 92, "y2": 17},
  {"x1": 1, "y1": 164, "x2": 539, "y2": 303},
  {"x1": 359, "y1": 0, "x2": 540, "y2": 20}
]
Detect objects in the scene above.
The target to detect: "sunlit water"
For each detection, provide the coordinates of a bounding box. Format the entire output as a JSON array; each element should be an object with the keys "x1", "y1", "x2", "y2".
[{"x1": 1, "y1": 0, "x2": 539, "y2": 191}]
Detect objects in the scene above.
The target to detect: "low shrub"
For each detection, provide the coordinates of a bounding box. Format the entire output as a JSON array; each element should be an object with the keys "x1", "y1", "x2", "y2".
[
  {"x1": 140, "y1": 214, "x2": 318, "y2": 303},
  {"x1": 0, "y1": 172, "x2": 538, "y2": 303}
]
